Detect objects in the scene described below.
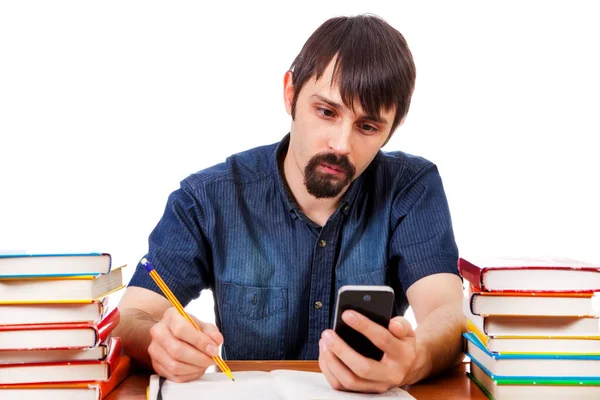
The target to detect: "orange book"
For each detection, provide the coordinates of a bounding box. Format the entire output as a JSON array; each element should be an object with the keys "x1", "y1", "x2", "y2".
[{"x1": 468, "y1": 288, "x2": 597, "y2": 317}]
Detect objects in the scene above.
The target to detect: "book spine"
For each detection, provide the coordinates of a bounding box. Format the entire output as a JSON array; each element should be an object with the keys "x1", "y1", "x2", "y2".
[
  {"x1": 458, "y1": 258, "x2": 485, "y2": 291},
  {"x1": 96, "y1": 308, "x2": 120, "y2": 345}
]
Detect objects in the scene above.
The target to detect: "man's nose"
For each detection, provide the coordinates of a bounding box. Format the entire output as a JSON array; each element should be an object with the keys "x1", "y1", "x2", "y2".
[{"x1": 329, "y1": 122, "x2": 352, "y2": 155}]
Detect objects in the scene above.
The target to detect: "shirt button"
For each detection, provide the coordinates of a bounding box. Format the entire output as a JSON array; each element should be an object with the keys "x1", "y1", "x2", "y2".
[
  {"x1": 318, "y1": 240, "x2": 327, "y2": 248},
  {"x1": 344, "y1": 205, "x2": 350, "y2": 212},
  {"x1": 314, "y1": 301, "x2": 323, "y2": 310}
]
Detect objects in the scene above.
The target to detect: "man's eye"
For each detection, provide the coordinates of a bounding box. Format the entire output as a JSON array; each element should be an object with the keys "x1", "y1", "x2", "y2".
[
  {"x1": 360, "y1": 124, "x2": 377, "y2": 133},
  {"x1": 318, "y1": 108, "x2": 335, "y2": 118}
]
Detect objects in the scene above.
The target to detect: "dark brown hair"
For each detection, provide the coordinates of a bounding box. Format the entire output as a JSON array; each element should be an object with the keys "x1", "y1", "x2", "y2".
[{"x1": 290, "y1": 14, "x2": 416, "y2": 136}]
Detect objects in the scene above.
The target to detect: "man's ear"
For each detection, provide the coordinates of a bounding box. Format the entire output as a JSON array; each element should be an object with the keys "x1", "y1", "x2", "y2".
[{"x1": 283, "y1": 70, "x2": 294, "y2": 116}]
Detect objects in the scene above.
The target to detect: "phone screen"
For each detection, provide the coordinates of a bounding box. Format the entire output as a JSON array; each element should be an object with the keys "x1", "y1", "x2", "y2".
[{"x1": 333, "y1": 285, "x2": 394, "y2": 361}]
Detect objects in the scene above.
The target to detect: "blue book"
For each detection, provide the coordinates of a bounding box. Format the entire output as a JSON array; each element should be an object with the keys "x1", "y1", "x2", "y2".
[
  {"x1": 468, "y1": 361, "x2": 600, "y2": 400},
  {"x1": 464, "y1": 332, "x2": 600, "y2": 380},
  {"x1": 0, "y1": 253, "x2": 112, "y2": 278}
]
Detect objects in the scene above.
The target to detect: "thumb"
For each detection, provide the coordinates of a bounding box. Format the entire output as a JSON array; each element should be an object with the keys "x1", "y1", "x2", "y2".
[{"x1": 389, "y1": 316, "x2": 415, "y2": 339}]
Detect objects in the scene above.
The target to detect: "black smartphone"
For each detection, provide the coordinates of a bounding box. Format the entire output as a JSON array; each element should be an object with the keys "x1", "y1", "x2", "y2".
[{"x1": 332, "y1": 285, "x2": 395, "y2": 361}]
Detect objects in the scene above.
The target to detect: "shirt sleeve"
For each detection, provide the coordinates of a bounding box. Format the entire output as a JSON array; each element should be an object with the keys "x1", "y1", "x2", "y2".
[
  {"x1": 127, "y1": 181, "x2": 212, "y2": 307},
  {"x1": 388, "y1": 164, "x2": 460, "y2": 294}
]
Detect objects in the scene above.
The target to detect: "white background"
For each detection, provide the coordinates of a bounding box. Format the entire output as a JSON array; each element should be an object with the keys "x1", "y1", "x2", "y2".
[{"x1": 1, "y1": 1, "x2": 599, "y2": 327}]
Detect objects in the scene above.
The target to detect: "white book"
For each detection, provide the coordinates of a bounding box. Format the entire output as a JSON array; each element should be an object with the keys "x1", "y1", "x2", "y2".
[
  {"x1": 0, "y1": 253, "x2": 113, "y2": 277},
  {"x1": 463, "y1": 297, "x2": 600, "y2": 336},
  {"x1": 470, "y1": 292, "x2": 600, "y2": 317},
  {"x1": 0, "y1": 361, "x2": 109, "y2": 385},
  {"x1": 0, "y1": 299, "x2": 107, "y2": 325},
  {"x1": 148, "y1": 370, "x2": 415, "y2": 399},
  {"x1": 0, "y1": 344, "x2": 106, "y2": 364},
  {"x1": 470, "y1": 362, "x2": 600, "y2": 400},
  {"x1": 484, "y1": 336, "x2": 600, "y2": 355}
]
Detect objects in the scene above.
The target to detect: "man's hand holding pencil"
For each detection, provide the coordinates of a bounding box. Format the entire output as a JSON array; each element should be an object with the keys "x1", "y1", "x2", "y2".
[
  {"x1": 148, "y1": 307, "x2": 225, "y2": 382},
  {"x1": 141, "y1": 258, "x2": 235, "y2": 383}
]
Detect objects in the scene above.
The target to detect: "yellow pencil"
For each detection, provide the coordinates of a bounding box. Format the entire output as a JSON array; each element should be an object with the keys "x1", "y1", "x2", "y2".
[{"x1": 141, "y1": 257, "x2": 235, "y2": 381}]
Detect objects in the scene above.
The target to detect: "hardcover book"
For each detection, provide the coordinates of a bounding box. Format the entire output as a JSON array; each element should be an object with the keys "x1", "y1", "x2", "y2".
[
  {"x1": 0, "y1": 307, "x2": 119, "y2": 350},
  {"x1": 0, "y1": 253, "x2": 113, "y2": 277},
  {"x1": 458, "y1": 256, "x2": 600, "y2": 292}
]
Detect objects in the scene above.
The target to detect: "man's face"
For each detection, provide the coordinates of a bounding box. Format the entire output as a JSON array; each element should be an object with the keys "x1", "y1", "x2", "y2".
[{"x1": 285, "y1": 60, "x2": 396, "y2": 199}]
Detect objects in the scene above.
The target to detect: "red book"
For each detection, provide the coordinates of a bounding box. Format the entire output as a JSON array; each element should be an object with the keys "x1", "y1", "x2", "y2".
[
  {"x1": 0, "y1": 353, "x2": 131, "y2": 399},
  {"x1": 0, "y1": 337, "x2": 123, "y2": 385},
  {"x1": 0, "y1": 307, "x2": 119, "y2": 350},
  {"x1": 468, "y1": 289, "x2": 596, "y2": 317},
  {"x1": 458, "y1": 256, "x2": 600, "y2": 293}
]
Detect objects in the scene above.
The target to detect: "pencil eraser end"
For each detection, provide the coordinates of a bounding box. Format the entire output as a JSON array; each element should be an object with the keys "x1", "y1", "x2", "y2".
[{"x1": 140, "y1": 258, "x2": 153, "y2": 273}]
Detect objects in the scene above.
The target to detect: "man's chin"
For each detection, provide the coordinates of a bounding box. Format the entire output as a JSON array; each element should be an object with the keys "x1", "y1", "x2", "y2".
[{"x1": 305, "y1": 181, "x2": 347, "y2": 199}]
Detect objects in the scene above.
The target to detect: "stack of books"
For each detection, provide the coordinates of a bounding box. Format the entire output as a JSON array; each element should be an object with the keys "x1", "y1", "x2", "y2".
[
  {"x1": 459, "y1": 256, "x2": 600, "y2": 399},
  {"x1": 0, "y1": 253, "x2": 131, "y2": 399}
]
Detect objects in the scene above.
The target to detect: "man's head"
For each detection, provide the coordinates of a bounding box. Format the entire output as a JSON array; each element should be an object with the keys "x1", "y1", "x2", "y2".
[{"x1": 283, "y1": 14, "x2": 416, "y2": 199}]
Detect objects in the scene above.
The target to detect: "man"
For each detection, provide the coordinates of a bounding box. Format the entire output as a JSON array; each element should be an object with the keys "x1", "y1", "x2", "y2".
[{"x1": 115, "y1": 14, "x2": 464, "y2": 393}]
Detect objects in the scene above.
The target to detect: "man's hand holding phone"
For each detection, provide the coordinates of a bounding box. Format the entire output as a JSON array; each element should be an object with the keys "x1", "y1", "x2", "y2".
[{"x1": 319, "y1": 286, "x2": 418, "y2": 393}]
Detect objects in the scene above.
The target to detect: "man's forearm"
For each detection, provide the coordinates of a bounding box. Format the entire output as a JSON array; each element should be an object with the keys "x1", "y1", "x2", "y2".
[
  {"x1": 404, "y1": 303, "x2": 465, "y2": 385},
  {"x1": 113, "y1": 307, "x2": 158, "y2": 371}
]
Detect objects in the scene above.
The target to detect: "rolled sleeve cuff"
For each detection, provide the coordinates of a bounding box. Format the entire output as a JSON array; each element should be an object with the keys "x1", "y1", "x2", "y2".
[{"x1": 400, "y1": 256, "x2": 461, "y2": 293}]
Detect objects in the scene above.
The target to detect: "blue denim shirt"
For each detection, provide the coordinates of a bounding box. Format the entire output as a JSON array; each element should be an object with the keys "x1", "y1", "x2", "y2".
[{"x1": 129, "y1": 134, "x2": 459, "y2": 360}]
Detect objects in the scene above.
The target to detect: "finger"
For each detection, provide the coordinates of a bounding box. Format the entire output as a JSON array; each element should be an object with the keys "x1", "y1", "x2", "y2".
[
  {"x1": 163, "y1": 309, "x2": 221, "y2": 357},
  {"x1": 148, "y1": 340, "x2": 208, "y2": 377},
  {"x1": 321, "y1": 329, "x2": 386, "y2": 382},
  {"x1": 195, "y1": 319, "x2": 224, "y2": 345},
  {"x1": 341, "y1": 310, "x2": 400, "y2": 355},
  {"x1": 388, "y1": 317, "x2": 416, "y2": 339},
  {"x1": 150, "y1": 318, "x2": 218, "y2": 363},
  {"x1": 160, "y1": 332, "x2": 215, "y2": 368},
  {"x1": 319, "y1": 336, "x2": 389, "y2": 393},
  {"x1": 318, "y1": 339, "x2": 343, "y2": 391},
  {"x1": 153, "y1": 358, "x2": 204, "y2": 383}
]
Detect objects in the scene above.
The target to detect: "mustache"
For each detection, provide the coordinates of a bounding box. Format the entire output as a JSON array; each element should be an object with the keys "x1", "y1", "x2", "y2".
[{"x1": 310, "y1": 153, "x2": 356, "y2": 176}]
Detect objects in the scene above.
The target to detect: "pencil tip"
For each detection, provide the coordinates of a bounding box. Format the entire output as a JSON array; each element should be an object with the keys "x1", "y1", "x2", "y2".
[{"x1": 232, "y1": 378, "x2": 236, "y2": 382}]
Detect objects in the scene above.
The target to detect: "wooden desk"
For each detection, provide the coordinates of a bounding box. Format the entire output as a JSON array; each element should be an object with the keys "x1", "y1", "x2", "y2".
[{"x1": 106, "y1": 361, "x2": 486, "y2": 399}]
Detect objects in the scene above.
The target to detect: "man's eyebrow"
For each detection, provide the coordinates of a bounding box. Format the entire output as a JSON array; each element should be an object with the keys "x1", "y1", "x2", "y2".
[
  {"x1": 311, "y1": 94, "x2": 343, "y2": 111},
  {"x1": 310, "y1": 94, "x2": 388, "y2": 125}
]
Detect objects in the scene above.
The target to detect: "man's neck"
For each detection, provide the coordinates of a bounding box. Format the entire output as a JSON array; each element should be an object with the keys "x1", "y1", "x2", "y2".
[{"x1": 282, "y1": 149, "x2": 347, "y2": 227}]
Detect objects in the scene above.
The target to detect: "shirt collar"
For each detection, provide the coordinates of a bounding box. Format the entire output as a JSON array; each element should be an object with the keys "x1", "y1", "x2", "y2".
[{"x1": 271, "y1": 133, "x2": 363, "y2": 220}]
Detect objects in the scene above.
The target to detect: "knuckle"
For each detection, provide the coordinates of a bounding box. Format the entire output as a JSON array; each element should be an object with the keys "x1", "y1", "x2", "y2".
[
  {"x1": 340, "y1": 374, "x2": 358, "y2": 389},
  {"x1": 192, "y1": 335, "x2": 209, "y2": 351},
  {"x1": 200, "y1": 321, "x2": 216, "y2": 333},
  {"x1": 377, "y1": 334, "x2": 393, "y2": 350},
  {"x1": 354, "y1": 363, "x2": 370, "y2": 378},
  {"x1": 165, "y1": 358, "x2": 180, "y2": 374},
  {"x1": 167, "y1": 341, "x2": 186, "y2": 359},
  {"x1": 147, "y1": 342, "x2": 157, "y2": 358},
  {"x1": 165, "y1": 307, "x2": 177, "y2": 318},
  {"x1": 170, "y1": 321, "x2": 186, "y2": 338},
  {"x1": 149, "y1": 322, "x2": 162, "y2": 338}
]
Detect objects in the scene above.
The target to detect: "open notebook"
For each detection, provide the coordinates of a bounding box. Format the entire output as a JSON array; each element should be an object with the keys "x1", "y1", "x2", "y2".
[{"x1": 148, "y1": 370, "x2": 415, "y2": 400}]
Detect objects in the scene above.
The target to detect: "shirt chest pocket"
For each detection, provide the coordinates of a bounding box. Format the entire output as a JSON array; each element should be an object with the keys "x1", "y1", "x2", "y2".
[{"x1": 219, "y1": 282, "x2": 288, "y2": 359}]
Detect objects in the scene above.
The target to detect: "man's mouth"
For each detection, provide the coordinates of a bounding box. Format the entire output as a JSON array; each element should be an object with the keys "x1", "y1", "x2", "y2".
[{"x1": 319, "y1": 162, "x2": 346, "y2": 175}]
